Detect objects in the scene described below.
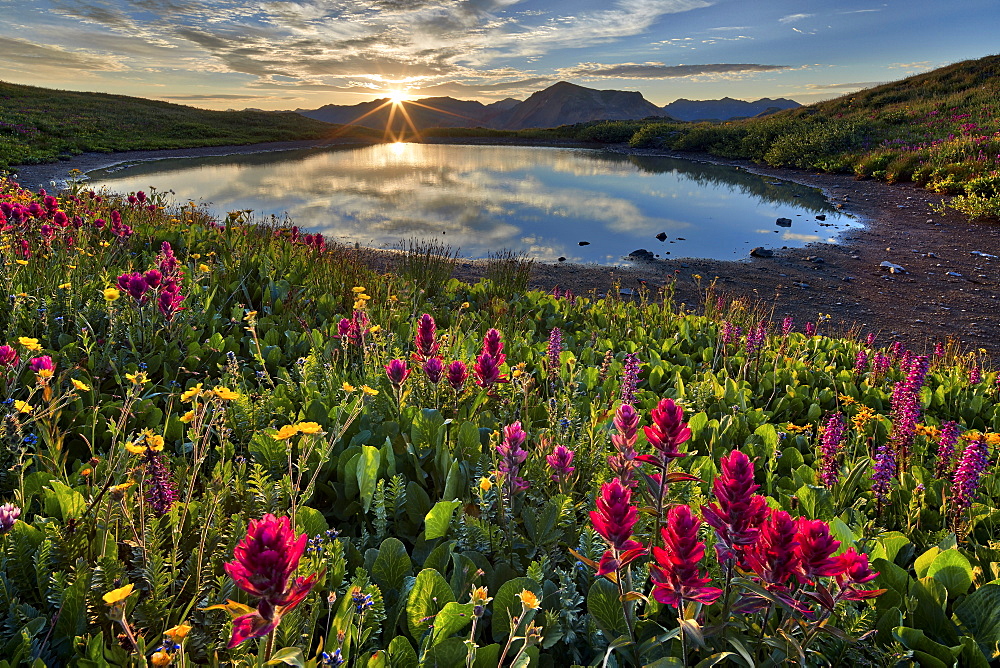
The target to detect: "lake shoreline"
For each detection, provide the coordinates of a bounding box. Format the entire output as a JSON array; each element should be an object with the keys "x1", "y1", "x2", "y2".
[{"x1": 8, "y1": 137, "x2": 1000, "y2": 357}]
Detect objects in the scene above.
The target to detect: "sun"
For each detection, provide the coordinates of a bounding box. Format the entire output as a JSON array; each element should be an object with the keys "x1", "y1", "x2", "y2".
[{"x1": 386, "y1": 89, "x2": 412, "y2": 104}]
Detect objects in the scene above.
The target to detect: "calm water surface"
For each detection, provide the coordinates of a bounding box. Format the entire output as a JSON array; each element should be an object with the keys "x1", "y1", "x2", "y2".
[{"x1": 86, "y1": 143, "x2": 859, "y2": 264}]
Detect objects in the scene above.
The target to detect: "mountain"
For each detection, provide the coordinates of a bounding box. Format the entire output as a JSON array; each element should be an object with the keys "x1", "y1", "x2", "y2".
[
  {"x1": 493, "y1": 81, "x2": 664, "y2": 130},
  {"x1": 661, "y1": 97, "x2": 800, "y2": 121},
  {"x1": 299, "y1": 96, "x2": 492, "y2": 131},
  {"x1": 296, "y1": 81, "x2": 666, "y2": 131}
]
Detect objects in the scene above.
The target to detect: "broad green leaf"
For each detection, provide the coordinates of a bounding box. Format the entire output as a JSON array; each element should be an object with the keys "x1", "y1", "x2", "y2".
[
  {"x1": 871, "y1": 531, "x2": 910, "y2": 565},
  {"x1": 430, "y1": 602, "x2": 475, "y2": 645},
  {"x1": 406, "y1": 568, "x2": 455, "y2": 641},
  {"x1": 295, "y1": 506, "x2": 328, "y2": 538},
  {"x1": 472, "y1": 644, "x2": 502, "y2": 668},
  {"x1": 371, "y1": 538, "x2": 412, "y2": 595},
  {"x1": 587, "y1": 578, "x2": 628, "y2": 640},
  {"x1": 387, "y1": 636, "x2": 418, "y2": 668},
  {"x1": 927, "y1": 549, "x2": 973, "y2": 597},
  {"x1": 357, "y1": 445, "x2": 380, "y2": 512},
  {"x1": 425, "y1": 500, "x2": 462, "y2": 541},
  {"x1": 265, "y1": 648, "x2": 305, "y2": 667},
  {"x1": 46, "y1": 481, "x2": 85, "y2": 521},
  {"x1": 914, "y1": 547, "x2": 942, "y2": 579},
  {"x1": 954, "y1": 584, "x2": 1000, "y2": 660},
  {"x1": 423, "y1": 637, "x2": 467, "y2": 666}
]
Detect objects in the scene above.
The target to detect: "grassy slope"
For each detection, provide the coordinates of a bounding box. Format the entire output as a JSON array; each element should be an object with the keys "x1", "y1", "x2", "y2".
[
  {"x1": 627, "y1": 54, "x2": 1000, "y2": 216},
  {"x1": 0, "y1": 81, "x2": 377, "y2": 169}
]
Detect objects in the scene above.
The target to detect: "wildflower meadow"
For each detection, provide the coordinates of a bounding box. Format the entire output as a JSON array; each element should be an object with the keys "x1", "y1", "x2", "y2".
[{"x1": 2, "y1": 174, "x2": 1000, "y2": 667}]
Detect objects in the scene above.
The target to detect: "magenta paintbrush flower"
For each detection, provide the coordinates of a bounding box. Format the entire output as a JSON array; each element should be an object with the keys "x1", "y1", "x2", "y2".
[
  {"x1": 222, "y1": 514, "x2": 318, "y2": 648},
  {"x1": 29, "y1": 355, "x2": 54, "y2": 378},
  {"x1": 446, "y1": 360, "x2": 468, "y2": 392},
  {"x1": 590, "y1": 478, "x2": 645, "y2": 576},
  {"x1": 496, "y1": 422, "x2": 529, "y2": 496},
  {"x1": 745, "y1": 508, "x2": 802, "y2": 587},
  {"x1": 794, "y1": 518, "x2": 842, "y2": 583},
  {"x1": 0, "y1": 345, "x2": 18, "y2": 367},
  {"x1": 701, "y1": 449, "x2": 768, "y2": 566},
  {"x1": 0, "y1": 503, "x2": 20, "y2": 533},
  {"x1": 833, "y1": 548, "x2": 882, "y2": 601},
  {"x1": 422, "y1": 356, "x2": 443, "y2": 385},
  {"x1": 546, "y1": 444, "x2": 575, "y2": 482},
  {"x1": 473, "y1": 352, "x2": 506, "y2": 388},
  {"x1": 818, "y1": 412, "x2": 846, "y2": 487},
  {"x1": 413, "y1": 313, "x2": 439, "y2": 360},
  {"x1": 650, "y1": 505, "x2": 722, "y2": 608},
  {"x1": 482, "y1": 328, "x2": 504, "y2": 362},
  {"x1": 609, "y1": 403, "x2": 640, "y2": 484},
  {"x1": 385, "y1": 358, "x2": 411, "y2": 386},
  {"x1": 638, "y1": 398, "x2": 690, "y2": 467}
]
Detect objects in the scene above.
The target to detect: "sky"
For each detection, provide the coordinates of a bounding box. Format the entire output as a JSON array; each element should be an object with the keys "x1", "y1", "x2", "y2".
[{"x1": 0, "y1": 0, "x2": 997, "y2": 110}]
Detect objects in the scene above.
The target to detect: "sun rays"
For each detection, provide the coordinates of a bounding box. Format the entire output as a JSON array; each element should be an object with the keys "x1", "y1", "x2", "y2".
[{"x1": 326, "y1": 88, "x2": 480, "y2": 143}]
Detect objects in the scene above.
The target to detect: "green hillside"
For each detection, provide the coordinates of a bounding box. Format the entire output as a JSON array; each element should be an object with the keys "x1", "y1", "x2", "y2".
[
  {"x1": 0, "y1": 81, "x2": 367, "y2": 169},
  {"x1": 629, "y1": 54, "x2": 1000, "y2": 218}
]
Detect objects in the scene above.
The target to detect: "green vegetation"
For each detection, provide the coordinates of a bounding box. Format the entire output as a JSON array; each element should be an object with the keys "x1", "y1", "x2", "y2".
[
  {"x1": 1, "y1": 176, "x2": 1000, "y2": 666},
  {"x1": 0, "y1": 81, "x2": 377, "y2": 169}
]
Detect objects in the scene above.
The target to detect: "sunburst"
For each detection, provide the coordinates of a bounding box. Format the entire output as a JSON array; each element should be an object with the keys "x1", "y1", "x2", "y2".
[{"x1": 326, "y1": 87, "x2": 478, "y2": 143}]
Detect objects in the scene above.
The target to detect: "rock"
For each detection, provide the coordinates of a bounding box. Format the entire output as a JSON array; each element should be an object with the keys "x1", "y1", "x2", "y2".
[
  {"x1": 578, "y1": 241, "x2": 590, "y2": 246},
  {"x1": 557, "y1": 256, "x2": 566, "y2": 262},
  {"x1": 776, "y1": 217, "x2": 792, "y2": 227},
  {"x1": 793, "y1": 282, "x2": 810, "y2": 289},
  {"x1": 676, "y1": 237, "x2": 686, "y2": 241},
  {"x1": 628, "y1": 249, "x2": 656, "y2": 261},
  {"x1": 947, "y1": 271, "x2": 963, "y2": 277},
  {"x1": 619, "y1": 288, "x2": 636, "y2": 296},
  {"x1": 806, "y1": 256, "x2": 825, "y2": 263},
  {"x1": 750, "y1": 247, "x2": 774, "y2": 258},
  {"x1": 972, "y1": 250, "x2": 998, "y2": 259},
  {"x1": 816, "y1": 214, "x2": 826, "y2": 221},
  {"x1": 879, "y1": 261, "x2": 906, "y2": 274},
  {"x1": 655, "y1": 232, "x2": 667, "y2": 241}
]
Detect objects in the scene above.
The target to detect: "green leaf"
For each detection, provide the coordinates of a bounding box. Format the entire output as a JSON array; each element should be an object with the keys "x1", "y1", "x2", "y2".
[
  {"x1": 492, "y1": 577, "x2": 541, "y2": 643},
  {"x1": 406, "y1": 568, "x2": 455, "y2": 641},
  {"x1": 265, "y1": 648, "x2": 305, "y2": 667},
  {"x1": 914, "y1": 547, "x2": 942, "y2": 579},
  {"x1": 295, "y1": 506, "x2": 328, "y2": 538},
  {"x1": 871, "y1": 531, "x2": 911, "y2": 565},
  {"x1": 371, "y1": 538, "x2": 412, "y2": 595},
  {"x1": 430, "y1": 602, "x2": 475, "y2": 645},
  {"x1": 587, "y1": 578, "x2": 628, "y2": 640},
  {"x1": 827, "y1": 517, "x2": 859, "y2": 554},
  {"x1": 425, "y1": 500, "x2": 462, "y2": 541},
  {"x1": 387, "y1": 636, "x2": 418, "y2": 668},
  {"x1": 422, "y1": 637, "x2": 467, "y2": 666},
  {"x1": 357, "y1": 445, "x2": 381, "y2": 513},
  {"x1": 954, "y1": 584, "x2": 1000, "y2": 660},
  {"x1": 927, "y1": 549, "x2": 973, "y2": 597},
  {"x1": 46, "y1": 481, "x2": 85, "y2": 521},
  {"x1": 472, "y1": 644, "x2": 502, "y2": 668}
]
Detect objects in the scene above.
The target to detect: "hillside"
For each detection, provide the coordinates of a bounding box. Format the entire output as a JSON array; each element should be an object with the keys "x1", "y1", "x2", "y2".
[
  {"x1": 300, "y1": 96, "x2": 494, "y2": 131},
  {"x1": 494, "y1": 81, "x2": 664, "y2": 129},
  {"x1": 0, "y1": 81, "x2": 352, "y2": 169},
  {"x1": 630, "y1": 54, "x2": 1000, "y2": 219}
]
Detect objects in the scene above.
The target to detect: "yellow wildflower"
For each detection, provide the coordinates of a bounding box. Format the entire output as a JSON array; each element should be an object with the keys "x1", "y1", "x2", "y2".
[
  {"x1": 479, "y1": 477, "x2": 493, "y2": 493},
  {"x1": 103, "y1": 584, "x2": 134, "y2": 605},
  {"x1": 58, "y1": 282, "x2": 71, "y2": 290},
  {"x1": 103, "y1": 287, "x2": 121, "y2": 301},
  {"x1": 125, "y1": 371, "x2": 148, "y2": 385},
  {"x1": 179, "y1": 410, "x2": 195, "y2": 423},
  {"x1": 164, "y1": 623, "x2": 192, "y2": 642},
  {"x1": 389, "y1": 295, "x2": 399, "y2": 302},
  {"x1": 144, "y1": 432, "x2": 165, "y2": 451},
  {"x1": 369, "y1": 325, "x2": 381, "y2": 334},
  {"x1": 274, "y1": 424, "x2": 300, "y2": 440},
  {"x1": 14, "y1": 400, "x2": 32, "y2": 413},
  {"x1": 18, "y1": 337, "x2": 41, "y2": 351},
  {"x1": 852, "y1": 406, "x2": 876, "y2": 431},
  {"x1": 518, "y1": 589, "x2": 540, "y2": 610},
  {"x1": 110, "y1": 481, "x2": 135, "y2": 497},
  {"x1": 199, "y1": 263, "x2": 209, "y2": 272},
  {"x1": 15, "y1": 259, "x2": 28, "y2": 265},
  {"x1": 360, "y1": 385, "x2": 378, "y2": 396},
  {"x1": 180, "y1": 383, "x2": 203, "y2": 402},
  {"x1": 461, "y1": 301, "x2": 469, "y2": 308},
  {"x1": 352, "y1": 286, "x2": 367, "y2": 293},
  {"x1": 212, "y1": 387, "x2": 239, "y2": 401},
  {"x1": 191, "y1": 253, "x2": 201, "y2": 260},
  {"x1": 342, "y1": 382, "x2": 356, "y2": 392},
  {"x1": 353, "y1": 299, "x2": 367, "y2": 310},
  {"x1": 71, "y1": 379, "x2": 91, "y2": 391},
  {"x1": 838, "y1": 394, "x2": 858, "y2": 406},
  {"x1": 297, "y1": 422, "x2": 323, "y2": 435},
  {"x1": 150, "y1": 651, "x2": 171, "y2": 666},
  {"x1": 358, "y1": 293, "x2": 371, "y2": 301}
]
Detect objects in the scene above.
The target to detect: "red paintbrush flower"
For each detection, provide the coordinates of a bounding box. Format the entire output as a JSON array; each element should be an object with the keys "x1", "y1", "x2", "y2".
[
  {"x1": 222, "y1": 514, "x2": 318, "y2": 648},
  {"x1": 385, "y1": 358, "x2": 411, "y2": 386},
  {"x1": 413, "y1": 313, "x2": 439, "y2": 360},
  {"x1": 795, "y1": 518, "x2": 842, "y2": 583},
  {"x1": 745, "y1": 508, "x2": 802, "y2": 587},
  {"x1": 701, "y1": 450, "x2": 768, "y2": 566},
  {"x1": 638, "y1": 398, "x2": 691, "y2": 467},
  {"x1": 833, "y1": 548, "x2": 883, "y2": 601},
  {"x1": 650, "y1": 505, "x2": 722, "y2": 608},
  {"x1": 589, "y1": 478, "x2": 646, "y2": 576}
]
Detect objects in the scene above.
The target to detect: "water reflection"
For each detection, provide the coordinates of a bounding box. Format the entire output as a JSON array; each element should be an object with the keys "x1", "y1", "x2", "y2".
[{"x1": 86, "y1": 143, "x2": 859, "y2": 264}]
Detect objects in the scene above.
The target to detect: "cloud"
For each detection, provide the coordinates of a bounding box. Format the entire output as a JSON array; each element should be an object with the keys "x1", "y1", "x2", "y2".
[
  {"x1": 0, "y1": 36, "x2": 125, "y2": 71},
  {"x1": 805, "y1": 81, "x2": 882, "y2": 90},
  {"x1": 779, "y1": 13, "x2": 814, "y2": 24},
  {"x1": 707, "y1": 26, "x2": 748, "y2": 31},
  {"x1": 558, "y1": 62, "x2": 790, "y2": 79},
  {"x1": 159, "y1": 93, "x2": 292, "y2": 100},
  {"x1": 889, "y1": 61, "x2": 933, "y2": 70}
]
